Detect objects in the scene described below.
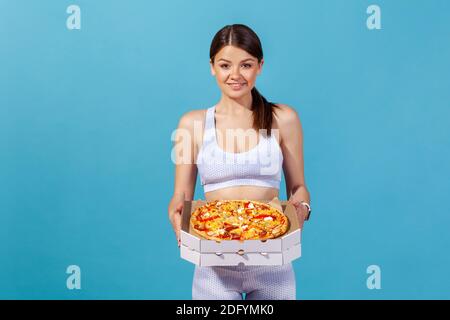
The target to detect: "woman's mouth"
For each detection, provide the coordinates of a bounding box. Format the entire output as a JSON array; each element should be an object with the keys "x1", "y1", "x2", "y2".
[{"x1": 227, "y1": 83, "x2": 246, "y2": 90}]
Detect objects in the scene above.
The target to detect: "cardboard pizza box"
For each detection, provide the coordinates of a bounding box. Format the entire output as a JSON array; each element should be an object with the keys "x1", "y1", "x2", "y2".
[
  {"x1": 180, "y1": 197, "x2": 302, "y2": 266},
  {"x1": 180, "y1": 242, "x2": 301, "y2": 266}
]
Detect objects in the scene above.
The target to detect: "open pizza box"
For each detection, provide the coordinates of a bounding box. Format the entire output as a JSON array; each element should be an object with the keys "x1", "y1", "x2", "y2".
[{"x1": 180, "y1": 197, "x2": 302, "y2": 266}]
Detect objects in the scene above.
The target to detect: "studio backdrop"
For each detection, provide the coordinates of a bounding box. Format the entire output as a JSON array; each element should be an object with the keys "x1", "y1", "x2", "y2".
[{"x1": 1, "y1": 0, "x2": 449, "y2": 299}]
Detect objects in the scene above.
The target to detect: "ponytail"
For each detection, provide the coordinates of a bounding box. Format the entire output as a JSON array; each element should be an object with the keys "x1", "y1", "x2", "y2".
[{"x1": 251, "y1": 87, "x2": 279, "y2": 137}]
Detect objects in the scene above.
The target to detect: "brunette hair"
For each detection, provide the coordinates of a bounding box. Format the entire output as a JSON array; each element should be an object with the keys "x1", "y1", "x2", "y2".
[{"x1": 209, "y1": 24, "x2": 279, "y2": 136}]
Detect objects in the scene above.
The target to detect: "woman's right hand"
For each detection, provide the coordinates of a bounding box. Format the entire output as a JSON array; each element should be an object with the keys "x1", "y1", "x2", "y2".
[{"x1": 168, "y1": 192, "x2": 185, "y2": 247}]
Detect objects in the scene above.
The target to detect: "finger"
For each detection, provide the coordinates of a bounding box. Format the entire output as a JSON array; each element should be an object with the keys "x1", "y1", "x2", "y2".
[
  {"x1": 169, "y1": 206, "x2": 183, "y2": 225},
  {"x1": 172, "y1": 213, "x2": 181, "y2": 230},
  {"x1": 290, "y1": 200, "x2": 301, "y2": 208},
  {"x1": 172, "y1": 198, "x2": 184, "y2": 213},
  {"x1": 297, "y1": 213, "x2": 305, "y2": 229},
  {"x1": 291, "y1": 202, "x2": 303, "y2": 215},
  {"x1": 172, "y1": 213, "x2": 182, "y2": 245},
  {"x1": 299, "y1": 219, "x2": 305, "y2": 230}
]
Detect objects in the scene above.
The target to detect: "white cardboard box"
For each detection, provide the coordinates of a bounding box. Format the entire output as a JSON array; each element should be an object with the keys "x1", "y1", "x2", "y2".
[{"x1": 180, "y1": 198, "x2": 302, "y2": 266}]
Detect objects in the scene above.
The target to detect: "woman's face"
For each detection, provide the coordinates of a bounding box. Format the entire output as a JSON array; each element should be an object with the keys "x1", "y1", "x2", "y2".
[{"x1": 210, "y1": 45, "x2": 263, "y2": 98}]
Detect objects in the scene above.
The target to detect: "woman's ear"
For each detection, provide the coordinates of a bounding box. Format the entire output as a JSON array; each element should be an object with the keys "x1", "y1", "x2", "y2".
[
  {"x1": 210, "y1": 60, "x2": 216, "y2": 76},
  {"x1": 257, "y1": 58, "x2": 264, "y2": 75}
]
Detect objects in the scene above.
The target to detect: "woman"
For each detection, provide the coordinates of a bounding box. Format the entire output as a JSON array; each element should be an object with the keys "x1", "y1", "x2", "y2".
[{"x1": 168, "y1": 24, "x2": 311, "y2": 300}]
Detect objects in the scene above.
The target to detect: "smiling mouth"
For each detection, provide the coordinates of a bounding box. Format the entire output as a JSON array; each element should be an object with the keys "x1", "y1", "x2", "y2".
[{"x1": 227, "y1": 83, "x2": 246, "y2": 90}]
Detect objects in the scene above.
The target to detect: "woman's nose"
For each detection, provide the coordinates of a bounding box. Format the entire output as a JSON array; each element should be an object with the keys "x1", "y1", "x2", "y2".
[{"x1": 230, "y1": 66, "x2": 241, "y2": 78}]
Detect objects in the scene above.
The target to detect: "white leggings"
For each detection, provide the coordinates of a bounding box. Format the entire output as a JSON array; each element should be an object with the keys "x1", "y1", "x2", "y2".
[{"x1": 192, "y1": 263, "x2": 296, "y2": 300}]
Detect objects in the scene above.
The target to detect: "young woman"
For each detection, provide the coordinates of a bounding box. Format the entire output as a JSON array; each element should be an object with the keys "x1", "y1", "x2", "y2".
[{"x1": 168, "y1": 24, "x2": 311, "y2": 300}]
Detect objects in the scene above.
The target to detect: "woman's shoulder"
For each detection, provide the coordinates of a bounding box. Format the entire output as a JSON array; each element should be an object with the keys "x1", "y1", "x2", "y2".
[
  {"x1": 177, "y1": 108, "x2": 208, "y2": 129},
  {"x1": 273, "y1": 103, "x2": 301, "y2": 126},
  {"x1": 176, "y1": 108, "x2": 209, "y2": 151},
  {"x1": 272, "y1": 104, "x2": 303, "y2": 147}
]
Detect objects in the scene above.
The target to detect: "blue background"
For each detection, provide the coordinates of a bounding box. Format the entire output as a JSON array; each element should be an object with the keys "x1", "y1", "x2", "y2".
[{"x1": 1, "y1": 0, "x2": 449, "y2": 299}]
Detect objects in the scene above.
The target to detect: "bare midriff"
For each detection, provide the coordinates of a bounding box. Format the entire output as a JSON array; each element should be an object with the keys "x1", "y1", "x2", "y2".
[{"x1": 204, "y1": 185, "x2": 279, "y2": 202}]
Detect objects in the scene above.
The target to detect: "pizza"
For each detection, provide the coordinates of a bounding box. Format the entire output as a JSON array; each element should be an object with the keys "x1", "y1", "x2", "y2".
[{"x1": 190, "y1": 200, "x2": 289, "y2": 241}]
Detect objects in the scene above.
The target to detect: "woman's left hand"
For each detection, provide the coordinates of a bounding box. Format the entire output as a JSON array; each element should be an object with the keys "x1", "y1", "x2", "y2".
[{"x1": 290, "y1": 200, "x2": 309, "y2": 230}]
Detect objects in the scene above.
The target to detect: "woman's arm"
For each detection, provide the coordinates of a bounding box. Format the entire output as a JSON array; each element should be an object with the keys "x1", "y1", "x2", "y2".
[
  {"x1": 277, "y1": 105, "x2": 311, "y2": 227},
  {"x1": 168, "y1": 111, "x2": 202, "y2": 246}
]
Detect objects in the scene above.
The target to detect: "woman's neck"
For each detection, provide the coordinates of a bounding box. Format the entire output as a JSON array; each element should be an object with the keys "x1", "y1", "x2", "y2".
[{"x1": 217, "y1": 94, "x2": 253, "y2": 115}]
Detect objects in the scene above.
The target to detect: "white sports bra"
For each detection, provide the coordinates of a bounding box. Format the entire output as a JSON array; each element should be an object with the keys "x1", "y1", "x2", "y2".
[{"x1": 196, "y1": 105, "x2": 284, "y2": 193}]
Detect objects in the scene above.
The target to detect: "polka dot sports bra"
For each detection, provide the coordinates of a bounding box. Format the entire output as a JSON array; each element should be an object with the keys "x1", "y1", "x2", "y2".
[{"x1": 196, "y1": 105, "x2": 284, "y2": 193}]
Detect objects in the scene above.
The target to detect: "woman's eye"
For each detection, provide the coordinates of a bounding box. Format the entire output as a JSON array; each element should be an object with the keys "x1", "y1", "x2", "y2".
[{"x1": 220, "y1": 64, "x2": 252, "y2": 69}]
